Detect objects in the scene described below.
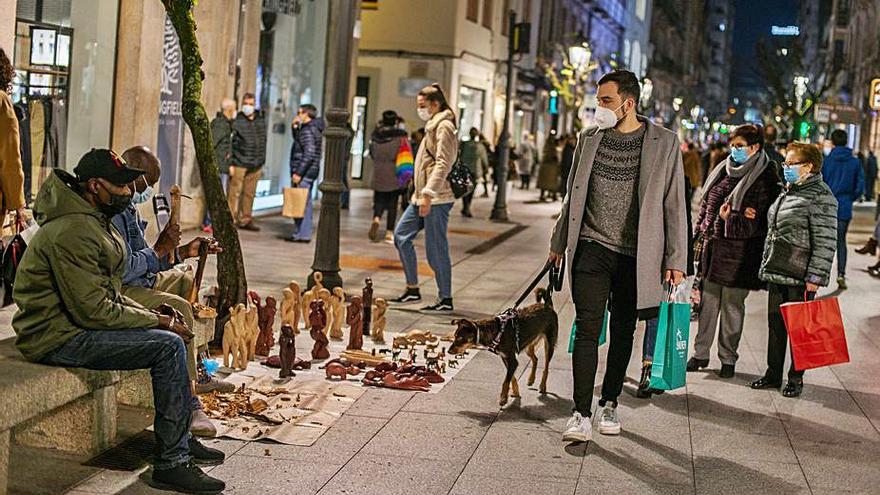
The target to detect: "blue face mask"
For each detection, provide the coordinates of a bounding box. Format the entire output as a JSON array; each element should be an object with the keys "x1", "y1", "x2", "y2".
[
  {"x1": 730, "y1": 146, "x2": 750, "y2": 164},
  {"x1": 783, "y1": 166, "x2": 802, "y2": 184},
  {"x1": 131, "y1": 185, "x2": 153, "y2": 205}
]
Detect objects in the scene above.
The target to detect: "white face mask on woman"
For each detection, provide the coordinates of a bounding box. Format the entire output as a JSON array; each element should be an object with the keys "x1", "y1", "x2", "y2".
[{"x1": 417, "y1": 107, "x2": 433, "y2": 122}]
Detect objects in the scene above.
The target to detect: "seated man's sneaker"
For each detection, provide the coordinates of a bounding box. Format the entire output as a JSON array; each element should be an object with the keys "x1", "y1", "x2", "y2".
[
  {"x1": 597, "y1": 404, "x2": 621, "y2": 435},
  {"x1": 195, "y1": 375, "x2": 235, "y2": 395},
  {"x1": 562, "y1": 411, "x2": 592, "y2": 443},
  {"x1": 190, "y1": 409, "x2": 217, "y2": 437},
  {"x1": 151, "y1": 461, "x2": 225, "y2": 494},
  {"x1": 189, "y1": 437, "x2": 225, "y2": 466}
]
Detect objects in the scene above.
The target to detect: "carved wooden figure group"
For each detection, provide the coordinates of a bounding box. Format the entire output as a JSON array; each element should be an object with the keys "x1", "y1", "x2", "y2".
[
  {"x1": 309, "y1": 299, "x2": 330, "y2": 360},
  {"x1": 222, "y1": 303, "x2": 248, "y2": 370}
]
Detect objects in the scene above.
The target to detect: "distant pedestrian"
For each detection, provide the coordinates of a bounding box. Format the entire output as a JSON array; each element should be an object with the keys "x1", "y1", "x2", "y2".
[
  {"x1": 751, "y1": 142, "x2": 837, "y2": 398},
  {"x1": 479, "y1": 133, "x2": 496, "y2": 195},
  {"x1": 391, "y1": 84, "x2": 458, "y2": 314},
  {"x1": 559, "y1": 134, "x2": 575, "y2": 198},
  {"x1": 822, "y1": 129, "x2": 865, "y2": 289},
  {"x1": 368, "y1": 110, "x2": 409, "y2": 242},
  {"x1": 227, "y1": 93, "x2": 267, "y2": 231},
  {"x1": 285, "y1": 104, "x2": 324, "y2": 243},
  {"x1": 537, "y1": 135, "x2": 560, "y2": 201},
  {"x1": 516, "y1": 133, "x2": 536, "y2": 189},
  {"x1": 0, "y1": 48, "x2": 26, "y2": 231},
  {"x1": 202, "y1": 98, "x2": 236, "y2": 233},
  {"x1": 682, "y1": 142, "x2": 702, "y2": 202},
  {"x1": 865, "y1": 150, "x2": 877, "y2": 201},
  {"x1": 459, "y1": 127, "x2": 488, "y2": 217}
]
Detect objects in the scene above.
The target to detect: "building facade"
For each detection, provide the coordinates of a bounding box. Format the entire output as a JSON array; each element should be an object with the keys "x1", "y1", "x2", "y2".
[{"x1": 701, "y1": 0, "x2": 735, "y2": 120}]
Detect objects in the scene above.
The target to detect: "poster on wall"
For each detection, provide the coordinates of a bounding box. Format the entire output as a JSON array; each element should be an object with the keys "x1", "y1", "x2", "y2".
[{"x1": 157, "y1": 15, "x2": 184, "y2": 195}]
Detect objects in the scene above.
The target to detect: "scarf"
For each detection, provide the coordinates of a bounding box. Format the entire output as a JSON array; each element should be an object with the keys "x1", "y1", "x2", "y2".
[{"x1": 701, "y1": 150, "x2": 769, "y2": 211}]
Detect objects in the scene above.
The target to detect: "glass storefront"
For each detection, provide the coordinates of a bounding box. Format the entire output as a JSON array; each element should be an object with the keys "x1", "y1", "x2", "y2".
[
  {"x1": 458, "y1": 85, "x2": 486, "y2": 138},
  {"x1": 253, "y1": 1, "x2": 329, "y2": 210},
  {"x1": 11, "y1": 0, "x2": 119, "y2": 202}
]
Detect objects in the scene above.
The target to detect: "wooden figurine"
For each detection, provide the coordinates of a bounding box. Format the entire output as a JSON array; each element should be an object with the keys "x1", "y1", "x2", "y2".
[
  {"x1": 346, "y1": 296, "x2": 364, "y2": 351},
  {"x1": 243, "y1": 303, "x2": 259, "y2": 362},
  {"x1": 362, "y1": 278, "x2": 373, "y2": 337},
  {"x1": 255, "y1": 296, "x2": 277, "y2": 356},
  {"x1": 328, "y1": 287, "x2": 346, "y2": 340},
  {"x1": 309, "y1": 300, "x2": 330, "y2": 360},
  {"x1": 302, "y1": 272, "x2": 324, "y2": 317},
  {"x1": 281, "y1": 285, "x2": 301, "y2": 334},
  {"x1": 325, "y1": 362, "x2": 361, "y2": 381},
  {"x1": 372, "y1": 298, "x2": 387, "y2": 343},
  {"x1": 222, "y1": 304, "x2": 247, "y2": 369},
  {"x1": 317, "y1": 288, "x2": 333, "y2": 336},
  {"x1": 279, "y1": 324, "x2": 296, "y2": 378}
]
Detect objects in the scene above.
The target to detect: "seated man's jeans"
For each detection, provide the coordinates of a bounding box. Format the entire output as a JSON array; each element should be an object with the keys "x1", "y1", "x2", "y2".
[{"x1": 41, "y1": 329, "x2": 193, "y2": 470}]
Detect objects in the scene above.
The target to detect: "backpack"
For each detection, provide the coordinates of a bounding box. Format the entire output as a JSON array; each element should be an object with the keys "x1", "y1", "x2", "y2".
[{"x1": 1, "y1": 223, "x2": 39, "y2": 307}]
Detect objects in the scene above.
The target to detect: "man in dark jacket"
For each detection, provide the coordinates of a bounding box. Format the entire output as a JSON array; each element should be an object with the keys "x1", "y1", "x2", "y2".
[
  {"x1": 227, "y1": 93, "x2": 267, "y2": 231},
  {"x1": 202, "y1": 98, "x2": 236, "y2": 232},
  {"x1": 285, "y1": 103, "x2": 324, "y2": 243},
  {"x1": 822, "y1": 129, "x2": 865, "y2": 289},
  {"x1": 13, "y1": 149, "x2": 225, "y2": 493},
  {"x1": 865, "y1": 150, "x2": 878, "y2": 202}
]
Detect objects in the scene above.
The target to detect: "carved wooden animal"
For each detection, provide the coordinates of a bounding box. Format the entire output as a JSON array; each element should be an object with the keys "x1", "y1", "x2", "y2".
[
  {"x1": 279, "y1": 324, "x2": 296, "y2": 378},
  {"x1": 328, "y1": 287, "x2": 345, "y2": 340},
  {"x1": 372, "y1": 298, "x2": 387, "y2": 343},
  {"x1": 309, "y1": 300, "x2": 330, "y2": 360},
  {"x1": 325, "y1": 362, "x2": 361, "y2": 381},
  {"x1": 255, "y1": 296, "x2": 277, "y2": 356},
  {"x1": 243, "y1": 304, "x2": 260, "y2": 362},
  {"x1": 346, "y1": 296, "x2": 364, "y2": 351},
  {"x1": 222, "y1": 304, "x2": 248, "y2": 369}
]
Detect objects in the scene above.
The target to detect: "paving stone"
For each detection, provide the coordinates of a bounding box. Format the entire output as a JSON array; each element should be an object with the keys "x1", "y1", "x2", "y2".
[
  {"x1": 791, "y1": 440, "x2": 880, "y2": 492},
  {"x1": 579, "y1": 432, "x2": 693, "y2": 486},
  {"x1": 693, "y1": 457, "x2": 810, "y2": 495},
  {"x1": 361, "y1": 411, "x2": 487, "y2": 462},
  {"x1": 207, "y1": 455, "x2": 341, "y2": 494},
  {"x1": 342, "y1": 387, "x2": 415, "y2": 419},
  {"x1": 450, "y1": 474, "x2": 577, "y2": 495},
  {"x1": 575, "y1": 478, "x2": 694, "y2": 495},
  {"x1": 402, "y1": 378, "x2": 501, "y2": 420},
  {"x1": 316, "y1": 453, "x2": 463, "y2": 495},
  {"x1": 691, "y1": 429, "x2": 798, "y2": 464}
]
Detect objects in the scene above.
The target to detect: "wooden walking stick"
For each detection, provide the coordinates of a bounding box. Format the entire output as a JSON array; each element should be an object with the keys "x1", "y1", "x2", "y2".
[{"x1": 169, "y1": 185, "x2": 182, "y2": 229}]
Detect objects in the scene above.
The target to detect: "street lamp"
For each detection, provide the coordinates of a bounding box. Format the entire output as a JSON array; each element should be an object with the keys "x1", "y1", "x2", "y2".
[{"x1": 568, "y1": 43, "x2": 592, "y2": 71}]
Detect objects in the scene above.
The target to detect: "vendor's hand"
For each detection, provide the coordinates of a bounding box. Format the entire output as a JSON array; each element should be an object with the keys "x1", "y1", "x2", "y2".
[
  {"x1": 292, "y1": 173, "x2": 302, "y2": 186},
  {"x1": 419, "y1": 197, "x2": 432, "y2": 217},
  {"x1": 664, "y1": 269, "x2": 685, "y2": 286},
  {"x1": 158, "y1": 314, "x2": 194, "y2": 342},
  {"x1": 719, "y1": 203, "x2": 731, "y2": 221},
  {"x1": 181, "y1": 237, "x2": 223, "y2": 259},
  {"x1": 154, "y1": 223, "x2": 181, "y2": 258},
  {"x1": 744, "y1": 207, "x2": 757, "y2": 220},
  {"x1": 805, "y1": 282, "x2": 819, "y2": 293},
  {"x1": 14, "y1": 207, "x2": 28, "y2": 232},
  {"x1": 549, "y1": 251, "x2": 563, "y2": 268}
]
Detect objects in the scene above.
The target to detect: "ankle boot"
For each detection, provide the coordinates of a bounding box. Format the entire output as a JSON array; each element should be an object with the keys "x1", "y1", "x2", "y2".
[
  {"x1": 636, "y1": 363, "x2": 653, "y2": 398},
  {"x1": 686, "y1": 357, "x2": 709, "y2": 372},
  {"x1": 856, "y1": 238, "x2": 877, "y2": 255}
]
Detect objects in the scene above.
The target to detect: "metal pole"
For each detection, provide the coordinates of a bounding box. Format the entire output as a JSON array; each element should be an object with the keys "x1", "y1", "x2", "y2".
[
  {"x1": 309, "y1": 0, "x2": 358, "y2": 291},
  {"x1": 491, "y1": 10, "x2": 516, "y2": 222}
]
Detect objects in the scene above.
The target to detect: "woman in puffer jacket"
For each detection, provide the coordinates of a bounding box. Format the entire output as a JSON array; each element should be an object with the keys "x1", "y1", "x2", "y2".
[{"x1": 751, "y1": 142, "x2": 838, "y2": 398}]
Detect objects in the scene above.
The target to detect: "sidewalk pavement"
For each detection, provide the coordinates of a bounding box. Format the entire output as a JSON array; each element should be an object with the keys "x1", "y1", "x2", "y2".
[{"x1": 3, "y1": 186, "x2": 879, "y2": 495}]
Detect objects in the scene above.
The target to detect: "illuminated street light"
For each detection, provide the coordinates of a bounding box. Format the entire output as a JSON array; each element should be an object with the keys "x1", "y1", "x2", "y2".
[
  {"x1": 568, "y1": 43, "x2": 592, "y2": 70},
  {"x1": 794, "y1": 75, "x2": 809, "y2": 114},
  {"x1": 672, "y1": 97, "x2": 683, "y2": 112}
]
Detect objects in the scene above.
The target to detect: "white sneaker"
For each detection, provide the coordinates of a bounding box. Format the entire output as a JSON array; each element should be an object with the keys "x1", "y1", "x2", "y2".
[
  {"x1": 562, "y1": 411, "x2": 593, "y2": 443},
  {"x1": 597, "y1": 404, "x2": 621, "y2": 435}
]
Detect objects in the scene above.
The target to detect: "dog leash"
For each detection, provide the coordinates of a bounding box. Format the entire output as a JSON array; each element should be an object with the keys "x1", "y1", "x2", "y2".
[{"x1": 512, "y1": 258, "x2": 565, "y2": 309}]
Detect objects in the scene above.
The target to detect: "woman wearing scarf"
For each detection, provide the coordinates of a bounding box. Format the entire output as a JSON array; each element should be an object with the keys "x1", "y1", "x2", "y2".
[{"x1": 687, "y1": 125, "x2": 781, "y2": 378}]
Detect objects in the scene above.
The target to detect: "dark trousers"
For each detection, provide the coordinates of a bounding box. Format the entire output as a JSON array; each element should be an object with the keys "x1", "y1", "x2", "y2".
[
  {"x1": 766, "y1": 283, "x2": 813, "y2": 382},
  {"x1": 41, "y1": 329, "x2": 193, "y2": 470},
  {"x1": 836, "y1": 219, "x2": 850, "y2": 276},
  {"x1": 461, "y1": 191, "x2": 474, "y2": 214},
  {"x1": 519, "y1": 174, "x2": 531, "y2": 190},
  {"x1": 571, "y1": 241, "x2": 638, "y2": 415},
  {"x1": 373, "y1": 190, "x2": 400, "y2": 231}
]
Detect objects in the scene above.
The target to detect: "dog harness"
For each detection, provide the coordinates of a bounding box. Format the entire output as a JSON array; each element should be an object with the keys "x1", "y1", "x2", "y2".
[{"x1": 488, "y1": 308, "x2": 520, "y2": 354}]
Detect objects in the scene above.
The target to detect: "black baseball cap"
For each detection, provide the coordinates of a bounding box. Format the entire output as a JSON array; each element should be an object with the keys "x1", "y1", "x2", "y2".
[{"x1": 74, "y1": 148, "x2": 145, "y2": 185}]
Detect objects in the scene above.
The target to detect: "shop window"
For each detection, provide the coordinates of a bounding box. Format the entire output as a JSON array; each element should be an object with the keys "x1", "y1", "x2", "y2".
[
  {"x1": 483, "y1": 0, "x2": 494, "y2": 30},
  {"x1": 501, "y1": 0, "x2": 510, "y2": 35},
  {"x1": 458, "y1": 86, "x2": 486, "y2": 140},
  {"x1": 467, "y1": 0, "x2": 479, "y2": 22}
]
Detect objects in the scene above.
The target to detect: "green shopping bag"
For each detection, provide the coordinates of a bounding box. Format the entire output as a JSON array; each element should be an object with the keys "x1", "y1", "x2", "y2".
[
  {"x1": 568, "y1": 306, "x2": 608, "y2": 353},
  {"x1": 649, "y1": 299, "x2": 691, "y2": 390}
]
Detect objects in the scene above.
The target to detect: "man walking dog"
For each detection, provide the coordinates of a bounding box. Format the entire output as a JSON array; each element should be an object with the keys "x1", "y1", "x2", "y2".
[{"x1": 549, "y1": 70, "x2": 688, "y2": 442}]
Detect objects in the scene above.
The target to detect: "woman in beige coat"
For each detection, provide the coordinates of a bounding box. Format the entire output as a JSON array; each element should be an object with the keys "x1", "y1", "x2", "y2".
[
  {"x1": 0, "y1": 49, "x2": 26, "y2": 229},
  {"x1": 390, "y1": 84, "x2": 458, "y2": 313}
]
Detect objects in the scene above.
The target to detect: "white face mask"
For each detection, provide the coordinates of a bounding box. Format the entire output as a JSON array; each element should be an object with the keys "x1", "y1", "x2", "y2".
[
  {"x1": 594, "y1": 102, "x2": 627, "y2": 130},
  {"x1": 242, "y1": 104, "x2": 255, "y2": 116},
  {"x1": 417, "y1": 107, "x2": 433, "y2": 122},
  {"x1": 131, "y1": 176, "x2": 154, "y2": 205}
]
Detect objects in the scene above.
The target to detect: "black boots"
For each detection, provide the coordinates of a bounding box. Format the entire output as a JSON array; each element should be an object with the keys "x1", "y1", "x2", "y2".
[
  {"x1": 782, "y1": 380, "x2": 804, "y2": 398},
  {"x1": 636, "y1": 363, "x2": 664, "y2": 399},
  {"x1": 686, "y1": 357, "x2": 709, "y2": 372},
  {"x1": 718, "y1": 364, "x2": 735, "y2": 379},
  {"x1": 189, "y1": 437, "x2": 225, "y2": 466},
  {"x1": 151, "y1": 461, "x2": 225, "y2": 494},
  {"x1": 869, "y1": 261, "x2": 880, "y2": 277},
  {"x1": 855, "y1": 237, "x2": 877, "y2": 255},
  {"x1": 750, "y1": 376, "x2": 782, "y2": 390}
]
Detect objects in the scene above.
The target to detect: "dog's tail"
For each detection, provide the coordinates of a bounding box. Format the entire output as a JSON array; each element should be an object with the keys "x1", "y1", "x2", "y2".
[{"x1": 535, "y1": 286, "x2": 554, "y2": 309}]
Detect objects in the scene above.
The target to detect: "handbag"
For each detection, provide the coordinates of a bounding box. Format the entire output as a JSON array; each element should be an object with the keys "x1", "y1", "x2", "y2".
[
  {"x1": 649, "y1": 282, "x2": 692, "y2": 391},
  {"x1": 764, "y1": 239, "x2": 810, "y2": 279},
  {"x1": 425, "y1": 147, "x2": 474, "y2": 199},
  {"x1": 395, "y1": 137, "x2": 414, "y2": 188},
  {"x1": 282, "y1": 187, "x2": 309, "y2": 219},
  {"x1": 781, "y1": 294, "x2": 849, "y2": 371}
]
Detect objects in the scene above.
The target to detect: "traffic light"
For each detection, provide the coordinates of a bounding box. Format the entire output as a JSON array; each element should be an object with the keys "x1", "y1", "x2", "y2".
[{"x1": 799, "y1": 121, "x2": 811, "y2": 139}]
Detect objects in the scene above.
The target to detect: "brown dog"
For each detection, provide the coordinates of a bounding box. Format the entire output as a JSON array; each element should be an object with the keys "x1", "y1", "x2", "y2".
[{"x1": 449, "y1": 288, "x2": 558, "y2": 406}]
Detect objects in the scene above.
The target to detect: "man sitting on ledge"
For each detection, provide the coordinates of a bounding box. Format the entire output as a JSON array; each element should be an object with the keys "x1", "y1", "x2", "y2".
[{"x1": 11, "y1": 149, "x2": 225, "y2": 494}]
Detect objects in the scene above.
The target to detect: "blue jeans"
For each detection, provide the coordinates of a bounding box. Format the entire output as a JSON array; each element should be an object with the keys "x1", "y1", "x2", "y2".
[
  {"x1": 642, "y1": 317, "x2": 659, "y2": 363},
  {"x1": 394, "y1": 203, "x2": 453, "y2": 299},
  {"x1": 837, "y1": 219, "x2": 850, "y2": 276},
  {"x1": 293, "y1": 180, "x2": 314, "y2": 240},
  {"x1": 41, "y1": 329, "x2": 193, "y2": 470}
]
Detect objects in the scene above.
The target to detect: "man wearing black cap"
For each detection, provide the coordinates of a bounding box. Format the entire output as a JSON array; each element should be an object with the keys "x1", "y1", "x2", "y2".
[{"x1": 11, "y1": 149, "x2": 226, "y2": 494}]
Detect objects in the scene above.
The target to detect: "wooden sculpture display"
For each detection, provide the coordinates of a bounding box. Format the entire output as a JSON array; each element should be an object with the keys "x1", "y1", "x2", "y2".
[
  {"x1": 243, "y1": 302, "x2": 260, "y2": 363},
  {"x1": 279, "y1": 324, "x2": 296, "y2": 378},
  {"x1": 302, "y1": 272, "x2": 324, "y2": 318},
  {"x1": 255, "y1": 296, "x2": 277, "y2": 356},
  {"x1": 372, "y1": 298, "x2": 387, "y2": 343},
  {"x1": 328, "y1": 287, "x2": 346, "y2": 340},
  {"x1": 317, "y1": 288, "x2": 333, "y2": 336},
  {"x1": 281, "y1": 285, "x2": 302, "y2": 334},
  {"x1": 309, "y1": 300, "x2": 330, "y2": 360},
  {"x1": 346, "y1": 296, "x2": 364, "y2": 351},
  {"x1": 325, "y1": 362, "x2": 361, "y2": 381},
  {"x1": 222, "y1": 303, "x2": 247, "y2": 369},
  {"x1": 362, "y1": 278, "x2": 373, "y2": 337}
]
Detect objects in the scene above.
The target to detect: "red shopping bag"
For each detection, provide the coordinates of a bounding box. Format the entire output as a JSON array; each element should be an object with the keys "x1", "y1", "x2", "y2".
[{"x1": 780, "y1": 296, "x2": 849, "y2": 371}]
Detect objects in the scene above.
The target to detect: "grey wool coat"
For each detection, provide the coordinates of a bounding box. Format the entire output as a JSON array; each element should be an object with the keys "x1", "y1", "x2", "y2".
[{"x1": 550, "y1": 117, "x2": 689, "y2": 310}]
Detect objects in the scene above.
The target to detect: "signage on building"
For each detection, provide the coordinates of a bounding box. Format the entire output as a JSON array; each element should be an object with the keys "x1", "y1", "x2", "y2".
[
  {"x1": 870, "y1": 79, "x2": 880, "y2": 111},
  {"x1": 814, "y1": 103, "x2": 861, "y2": 125},
  {"x1": 771, "y1": 25, "x2": 800, "y2": 36},
  {"x1": 157, "y1": 15, "x2": 184, "y2": 195}
]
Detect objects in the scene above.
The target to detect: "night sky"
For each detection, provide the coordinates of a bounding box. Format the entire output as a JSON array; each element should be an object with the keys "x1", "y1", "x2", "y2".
[{"x1": 731, "y1": 0, "x2": 800, "y2": 102}]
